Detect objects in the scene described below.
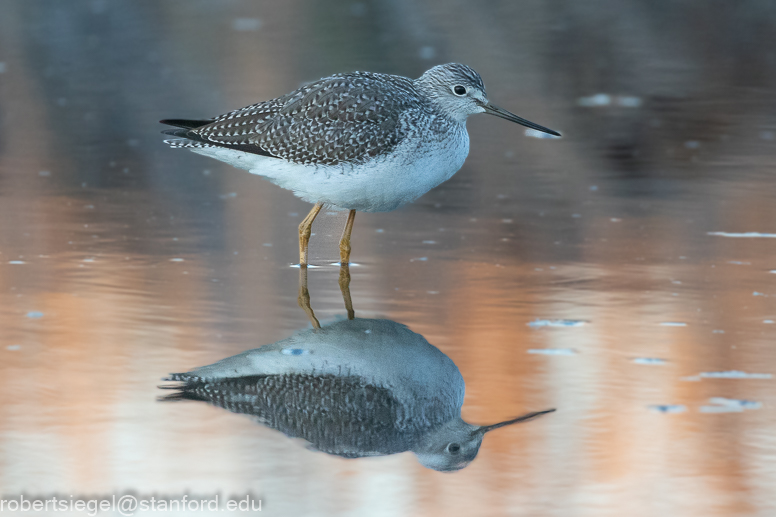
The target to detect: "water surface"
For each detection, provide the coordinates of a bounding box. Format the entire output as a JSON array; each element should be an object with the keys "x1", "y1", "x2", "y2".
[{"x1": 1, "y1": 2, "x2": 775, "y2": 516}]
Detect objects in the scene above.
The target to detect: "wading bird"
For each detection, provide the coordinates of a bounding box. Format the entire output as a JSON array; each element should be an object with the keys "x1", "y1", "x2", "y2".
[{"x1": 161, "y1": 63, "x2": 559, "y2": 266}]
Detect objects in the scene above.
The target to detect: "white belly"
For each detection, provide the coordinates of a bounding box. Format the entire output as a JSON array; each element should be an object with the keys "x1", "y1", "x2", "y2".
[{"x1": 190, "y1": 127, "x2": 470, "y2": 212}]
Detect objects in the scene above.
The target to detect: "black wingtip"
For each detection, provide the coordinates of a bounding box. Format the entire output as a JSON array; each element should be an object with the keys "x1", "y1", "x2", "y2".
[{"x1": 159, "y1": 118, "x2": 213, "y2": 130}]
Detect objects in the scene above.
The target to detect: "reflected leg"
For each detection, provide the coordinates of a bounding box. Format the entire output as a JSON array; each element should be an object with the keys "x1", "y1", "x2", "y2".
[
  {"x1": 298, "y1": 202, "x2": 323, "y2": 266},
  {"x1": 339, "y1": 209, "x2": 356, "y2": 265},
  {"x1": 297, "y1": 267, "x2": 321, "y2": 329},
  {"x1": 338, "y1": 263, "x2": 355, "y2": 320}
]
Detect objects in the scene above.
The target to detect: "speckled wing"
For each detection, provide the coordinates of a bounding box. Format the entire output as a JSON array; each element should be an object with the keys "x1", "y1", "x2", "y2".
[
  {"x1": 179, "y1": 72, "x2": 424, "y2": 166},
  {"x1": 160, "y1": 372, "x2": 443, "y2": 457}
]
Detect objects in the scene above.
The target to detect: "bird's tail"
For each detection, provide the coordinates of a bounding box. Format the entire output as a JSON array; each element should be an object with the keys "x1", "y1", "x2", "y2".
[{"x1": 159, "y1": 119, "x2": 215, "y2": 148}]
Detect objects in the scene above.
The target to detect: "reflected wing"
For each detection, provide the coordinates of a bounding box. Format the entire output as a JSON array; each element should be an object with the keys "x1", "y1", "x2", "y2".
[{"x1": 160, "y1": 372, "x2": 436, "y2": 457}]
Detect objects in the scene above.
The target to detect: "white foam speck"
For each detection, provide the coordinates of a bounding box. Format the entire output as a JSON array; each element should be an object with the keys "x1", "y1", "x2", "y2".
[
  {"x1": 708, "y1": 232, "x2": 776, "y2": 238},
  {"x1": 527, "y1": 348, "x2": 577, "y2": 355},
  {"x1": 699, "y1": 370, "x2": 772, "y2": 379},
  {"x1": 26, "y1": 311, "x2": 44, "y2": 319},
  {"x1": 410, "y1": 257, "x2": 428, "y2": 262},
  {"x1": 700, "y1": 397, "x2": 761, "y2": 413},
  {"x1": 169, "y1": 258, "x2": 184, "y2": 262},
  {"x1": 577, "y1": 93, "x2": 612, "y2": 107},
  {"x1": 7, "y1": 345, "x2": 20, "y2": 351},
  {"x1": 700, "y1": 404, "x2": 742, "y2": 413},
  {"x1": 8, "y1": 261, "x2": 25, "y2": 265},
  {"x1": 659, "y1": 322, "x2": 687, "y2": 327},
  {"x1": 528, "y1": 319, "x2": 588, "y2": 328},
  {"x1": 648, "y1": 404, "x2": 686, "y2": 414},
  {"x1": 617, "y1": 96, "x2": 643, "y2": 107},
  {"x1": 576, "y1": 94, "x2": 642, "y2": 108},
  {"x1": 633, "y1": 357, "x2": 667, "y2": 365},
  {"x1": 709, "y1": 397, "x2": 761, "y2": 409}
]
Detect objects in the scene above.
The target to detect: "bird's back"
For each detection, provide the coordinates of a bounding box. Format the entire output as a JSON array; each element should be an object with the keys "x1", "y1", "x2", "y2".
[{"x1": 163, "y1": 71, "x2": 429, "y2": 167}]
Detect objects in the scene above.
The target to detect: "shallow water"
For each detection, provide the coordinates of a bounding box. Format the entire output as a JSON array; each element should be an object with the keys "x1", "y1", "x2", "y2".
[{"x1": 1, "y1": 1, "x2": 775, "y2": 516}]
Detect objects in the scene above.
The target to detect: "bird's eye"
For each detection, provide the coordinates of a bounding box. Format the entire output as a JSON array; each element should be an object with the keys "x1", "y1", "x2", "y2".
[
  {"x1": 453, "y1": 85, "x2": 467, "y2": 96},
  {"x1": 447, "y1": 443, "x2": 461, "y2": 455}
]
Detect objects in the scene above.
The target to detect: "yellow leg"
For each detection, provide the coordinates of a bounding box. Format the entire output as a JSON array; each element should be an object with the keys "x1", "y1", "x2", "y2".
[
  {"x1": 298, "y1": 202, "x2": 323, "y2": 267},
  {"x1": 338, "y1": 263, "x2": 355, "y2": 320},
  {"x1": 297, "y1": 266, "x2": 321, "y2": 329},
  {"x1": 339, "y1": 209, "x2": 356, "y2": 265}
]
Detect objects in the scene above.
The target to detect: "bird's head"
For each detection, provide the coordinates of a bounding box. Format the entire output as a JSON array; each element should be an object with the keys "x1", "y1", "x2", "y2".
[
  {"x1": 411, "y1": 409, "x2": 556, "y2": 472},
  {"x1": 416, "y1": 63, "x2": 560, "y2": 136}
]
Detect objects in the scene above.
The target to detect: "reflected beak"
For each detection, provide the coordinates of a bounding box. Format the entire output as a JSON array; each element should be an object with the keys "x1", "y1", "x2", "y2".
[
  {"x1": 474, "y1": 408, "x2": 556, "y2": 436},
  {"x1": 483, "y1": 104, "x2": 561, "y2": 137}
]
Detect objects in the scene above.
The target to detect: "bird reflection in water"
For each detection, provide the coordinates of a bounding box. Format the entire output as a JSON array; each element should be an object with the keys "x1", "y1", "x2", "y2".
[{"x1": 160, "y1": 267, "x2": 554, "y2": 471}]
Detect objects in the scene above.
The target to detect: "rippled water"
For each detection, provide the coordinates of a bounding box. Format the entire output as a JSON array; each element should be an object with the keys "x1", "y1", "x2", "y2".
[{"x1": 1, "y1": 1, "x2": 775, "y2": 516}]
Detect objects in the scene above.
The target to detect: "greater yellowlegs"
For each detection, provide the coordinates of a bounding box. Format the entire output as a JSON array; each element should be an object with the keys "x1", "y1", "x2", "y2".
[
  {"x1": 161, "y1": 317, "x2": 555, "y2": 471},
  {"x1": 161, "y1": 63, "x2": 560, "y2": 265}
]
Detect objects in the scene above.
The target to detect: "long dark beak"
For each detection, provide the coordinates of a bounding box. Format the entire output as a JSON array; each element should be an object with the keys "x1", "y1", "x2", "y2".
[
  {"x1": 483, "y1": 104, "x2": 561, "y2": 137},
  {"x1": 474, "y1": 408, "x2": 556, "y2": 436}
]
